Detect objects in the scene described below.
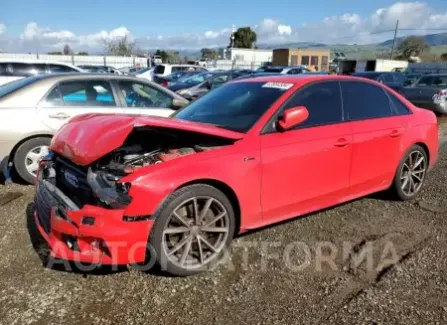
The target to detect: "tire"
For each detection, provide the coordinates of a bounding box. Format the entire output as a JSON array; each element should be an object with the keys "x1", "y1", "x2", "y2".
[
  {"x1": 148, "y1": 184, "x2": 236, "y2": 276},
  {"x1": 13, "y1": 137, "x2": 51, "y2": 184},
  {"x1": 390, "y1": 144, "x2": 428, "y2": 201}
]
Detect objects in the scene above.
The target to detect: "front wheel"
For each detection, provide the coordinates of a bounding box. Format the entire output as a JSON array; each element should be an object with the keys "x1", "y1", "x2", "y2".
[
  {"x1": 390, "y1": 145, "x2": 428, "y2": 201},
  {"x1": 149, "y1": 184, "x2": 236, "y2": 276},
  {"x1": 13, "y1": 137, "x2": 51, "y2": 184}
]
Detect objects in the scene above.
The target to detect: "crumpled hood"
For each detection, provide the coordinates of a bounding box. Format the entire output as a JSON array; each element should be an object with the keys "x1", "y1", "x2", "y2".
[{"x1": 50, "y1": 113, "x2": 244, "y2": 166}]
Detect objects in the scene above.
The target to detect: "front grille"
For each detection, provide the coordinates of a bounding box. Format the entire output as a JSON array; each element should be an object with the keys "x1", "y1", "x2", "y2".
[
  {"x1": 54, "y1": 156, "x2": 94, "y2": 208},
  {"x1": 35, "y1": 180, "x2": 56, "y2": 234}
]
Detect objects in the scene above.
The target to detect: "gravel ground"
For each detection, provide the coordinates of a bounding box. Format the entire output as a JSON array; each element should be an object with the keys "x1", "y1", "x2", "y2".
[{"x1": 0, "y1": 120, "x2": 446, "y2": 325}]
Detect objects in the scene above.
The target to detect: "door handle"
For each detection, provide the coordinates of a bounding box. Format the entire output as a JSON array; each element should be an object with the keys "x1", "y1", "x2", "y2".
[
  {"x1": 389, "y1": 128, "x2": 404, "y2": 138},
  {"x1": 334, "y1": 138, "x2": 350, "y2": 147},
  {"x1": 48, "y1": 112, "x2": 70, "y2": 119}
]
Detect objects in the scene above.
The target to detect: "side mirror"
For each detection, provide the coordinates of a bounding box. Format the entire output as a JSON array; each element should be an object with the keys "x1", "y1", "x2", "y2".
[
  {"x1": 172, "y1": 98, "x2": 188, "y2": 109},
  {"x1": 277, "y1": 106, "x2": 309, "y2": 131}
]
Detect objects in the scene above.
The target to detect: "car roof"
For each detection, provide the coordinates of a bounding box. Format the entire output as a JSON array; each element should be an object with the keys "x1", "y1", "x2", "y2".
[{"x1": 232, "y1": 74, "x2": 384, "y2": 85}]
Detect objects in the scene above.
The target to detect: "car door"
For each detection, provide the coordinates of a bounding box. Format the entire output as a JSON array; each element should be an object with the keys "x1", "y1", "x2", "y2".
[
  {"x1": 340, "y1": 80, "x2": 407, "y2": 193},
  {"x1": 260, "y1": 81, "x2": 352, "y2": 222},
  {"x1": 115, "y1": 80, "x2": 176, "y2": 117},
  {"x1": 37, "y1": 79, "x2": 123, "y2": 131}
]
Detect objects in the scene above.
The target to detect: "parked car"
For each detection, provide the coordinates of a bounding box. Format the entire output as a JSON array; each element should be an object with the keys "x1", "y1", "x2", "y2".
[
  {"x1": 0, "y1": 59, "x2": 83, "y2": 86},
  {"x1": 30, "y1": 75, "x2": 438, "y2": 276},
  {"x1": 403, "y1": 73, "x2": 422, "y2": 86},
  {"x1": 257, "y1": 65, "x2": 326, "y2": 75},
  {"x1": 77, "y1": 65, "x2": 122, "y2": 74},
  {"x1": 153, "y1": 64, "x2": 207, "y2": 78},
  {"x1": 0, "y1": 74, "x2": 188, "y2": 184},
  {"x1": 352, "y1": 72, "x2": 406, "y2": 95},
  {"x1": 403, "y1": 74, "x2": 447, "y2": 115},
  {"x1": 156, "y1": 71, "x2": 201, "y2": 87},
  {"x1": 118, "y1": 66, "x2": 144, "y2": 75},
  {"x1": 168, "y1": 70, "x2": 248, "y2": 100},
  {"x1": 134, "y1": 67, "x2": 155, "y2": 81},
  {"x1": 232, "y1": 72, "x2": 283, "y2": 80}
]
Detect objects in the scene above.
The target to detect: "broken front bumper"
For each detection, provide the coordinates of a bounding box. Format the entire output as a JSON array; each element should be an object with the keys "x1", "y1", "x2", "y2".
[{"x1": 32, "y1": 170, "x2": 154, "y2": 265}]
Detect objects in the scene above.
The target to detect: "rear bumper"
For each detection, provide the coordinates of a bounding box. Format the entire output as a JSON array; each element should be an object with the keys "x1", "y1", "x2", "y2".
[{"x1": 32, "y1": 176, "x2": 155, "y2": 265}]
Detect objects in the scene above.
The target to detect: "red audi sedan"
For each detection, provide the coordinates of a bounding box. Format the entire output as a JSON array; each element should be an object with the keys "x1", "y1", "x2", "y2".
[{"x1": 31, "y1": 75, "x2": 439, "y2": 276}]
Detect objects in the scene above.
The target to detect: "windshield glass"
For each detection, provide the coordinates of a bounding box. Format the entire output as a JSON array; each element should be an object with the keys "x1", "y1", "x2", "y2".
[
  {"x1": 180, "y1": 72, "x2": 214, "y2": 85},
  {"x1": 0, "y1": 76, "x2": 39, "y2": 98},
  {"x1": 173, "y1": 81, "x2": 291, "y2": 133}
]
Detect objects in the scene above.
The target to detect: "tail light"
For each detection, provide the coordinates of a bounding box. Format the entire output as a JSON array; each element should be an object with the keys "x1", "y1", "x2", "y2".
[
  {"x1": 433, "y1": 89, "x2": 447, "y2": 102},
  {"x1": 162, "y1": 81, "x2": 169, "y2": 87}
]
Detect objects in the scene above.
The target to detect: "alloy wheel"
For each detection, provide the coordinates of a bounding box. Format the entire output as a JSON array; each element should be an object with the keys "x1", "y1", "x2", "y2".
[
  {"x1": 25, "y1": 146, "x2": 49, "y2": 177},
  {"x1": 400, "y1": 150, "x2": 427, "y2": 196},
  {"x1": 162, "y1": 196, "x2": 230, "y2": 269}
]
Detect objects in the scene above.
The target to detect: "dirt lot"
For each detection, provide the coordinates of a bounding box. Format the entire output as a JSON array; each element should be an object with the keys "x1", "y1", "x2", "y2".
[{"x1": 0, "y1": 120, "x2": 447, "y2": 325}]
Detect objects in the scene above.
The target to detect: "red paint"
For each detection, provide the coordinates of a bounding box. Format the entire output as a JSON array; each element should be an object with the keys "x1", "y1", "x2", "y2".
[
  {"x1": 278, "y1": 106, "x2": 309, "y2": 131},
  {"x1": 37, "y1": 75, "x2": 439, "y2": 265},
  {"x1": 51, "y1": 113, "x2": 244, "y2": 166}
]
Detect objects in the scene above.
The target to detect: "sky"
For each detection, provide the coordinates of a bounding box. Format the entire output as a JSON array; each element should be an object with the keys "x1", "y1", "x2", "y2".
[{"x1": 2, "y1": 1, "x2": 447, "y2": 52}]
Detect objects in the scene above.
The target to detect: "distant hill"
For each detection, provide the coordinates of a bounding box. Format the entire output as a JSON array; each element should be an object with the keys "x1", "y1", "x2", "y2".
[{"x1": 156, "y1": 32, "x2": 447, "y2": 60}]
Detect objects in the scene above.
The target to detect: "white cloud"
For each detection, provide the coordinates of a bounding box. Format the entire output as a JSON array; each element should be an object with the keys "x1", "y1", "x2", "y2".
[{"x1": 2, "y1": 2, "x2": 447, "y2": 52}]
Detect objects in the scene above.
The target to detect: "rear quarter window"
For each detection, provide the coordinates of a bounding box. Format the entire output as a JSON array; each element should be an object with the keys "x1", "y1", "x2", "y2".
[{"x1": 154, "y1": 65, "x2": 166, "y2": 74}]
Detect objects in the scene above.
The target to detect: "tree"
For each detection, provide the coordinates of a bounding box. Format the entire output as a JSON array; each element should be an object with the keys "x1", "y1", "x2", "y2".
[
  {"x1": 230, "y1": 27, "x2": 257, "y2": 49},
  {"x1": 440, "y1": 53, "x2": 447, "y2": 62},
  {"x1": 155, "y1": 49, "x2": 169, "y2": 62},
  {"x1": 63, "y1": 44, "x2": 73, "y2": 55},
  {"x1": 104, "y1": 35, "x2": 136, "y2": 56},
  {"x1": 201, "y1": 48, "x2": 217, "y2": 60},
  {"x1": 396, "y1": 36, "x2": 429, "y2": 60},
  {"x1": 77, "y1": 51, "x2": 89, "y2": 56},
  {"x1": 47, "y1": 51, "x2": 62, "y2": 55}
]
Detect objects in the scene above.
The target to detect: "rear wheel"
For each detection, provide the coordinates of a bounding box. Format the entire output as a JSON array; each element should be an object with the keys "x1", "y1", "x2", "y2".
[
  {"x1": 13, "y1": 137, "x2": 51, "y2": 184},
  {"x1": 149, "y1": 184, "x2": 235, "y2": 276},
  {"x1": 390, "y1": 145, "x2": 428, "y2": 201}
]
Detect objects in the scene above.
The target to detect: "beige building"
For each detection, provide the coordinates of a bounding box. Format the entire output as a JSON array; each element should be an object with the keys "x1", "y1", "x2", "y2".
[{"x1": 272, "y1": 49, "x2": 331, "y2": 71}]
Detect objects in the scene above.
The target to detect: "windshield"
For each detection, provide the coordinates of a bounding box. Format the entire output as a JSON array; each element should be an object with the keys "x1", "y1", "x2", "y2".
[
  {"x1": 179, "y1": 72, "x2": 214, "y2": 85},
  {"x1": 173, "y1": 81, "x2": 291, "y2": 133},
  {"x1": 0, "y1": 76, "x2": 40, "y2": 98}
]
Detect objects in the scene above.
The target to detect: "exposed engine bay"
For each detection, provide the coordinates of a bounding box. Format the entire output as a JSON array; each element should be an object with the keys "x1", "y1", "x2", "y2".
[{"x1": 94, "y1": 126, "x2": 233, "y2": 178}]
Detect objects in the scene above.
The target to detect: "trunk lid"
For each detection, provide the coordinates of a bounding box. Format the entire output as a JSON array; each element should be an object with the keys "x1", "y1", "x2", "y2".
[{"x1": 50, "y1": 113, "x2": 244, "y2": 166}]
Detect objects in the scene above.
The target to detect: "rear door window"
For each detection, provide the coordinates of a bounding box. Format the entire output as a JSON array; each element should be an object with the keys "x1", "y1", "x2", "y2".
[
  {"x1": 57, "y1": 80, "x2": 116, "y2": 107},
  {"x1": 154, "y1": 65, "x2": 166, "y2": 74},
  {"x1": 416, "y1": 76, "x2": 433, "y2": 86},
  {"x1": 341, "y1": 81, "x2": 393, "y2": 120}
]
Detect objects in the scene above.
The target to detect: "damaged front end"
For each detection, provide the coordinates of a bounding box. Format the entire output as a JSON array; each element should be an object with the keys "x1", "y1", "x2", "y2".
[{"x1": 32, "y1": 124, "x2": 236, "y2": 265}]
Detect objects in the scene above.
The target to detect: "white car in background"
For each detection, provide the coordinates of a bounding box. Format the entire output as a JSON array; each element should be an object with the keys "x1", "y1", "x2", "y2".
[
  {"x1": 153, "y1": 64, "x2": 208, "y2": 78},
  {"x1": 135, "y1": 67, "x2": 155, "y2": 81},
  {"x1": 0, "y1": 59, "x2": 83, "y2": 86},
  {"x1": 0, "y1": 73, "x2": 188, "y2": 184}
]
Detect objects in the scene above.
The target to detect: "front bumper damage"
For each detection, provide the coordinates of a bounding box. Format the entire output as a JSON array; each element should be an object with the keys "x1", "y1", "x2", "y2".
[{"x1": 31, "y1": 161, "x2": 154, "y2": 265}]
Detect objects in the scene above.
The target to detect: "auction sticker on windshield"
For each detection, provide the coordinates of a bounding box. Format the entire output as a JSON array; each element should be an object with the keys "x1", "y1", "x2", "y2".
[{"x1": 262, "y1": 82, "x2": 294, "y2": 90}]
